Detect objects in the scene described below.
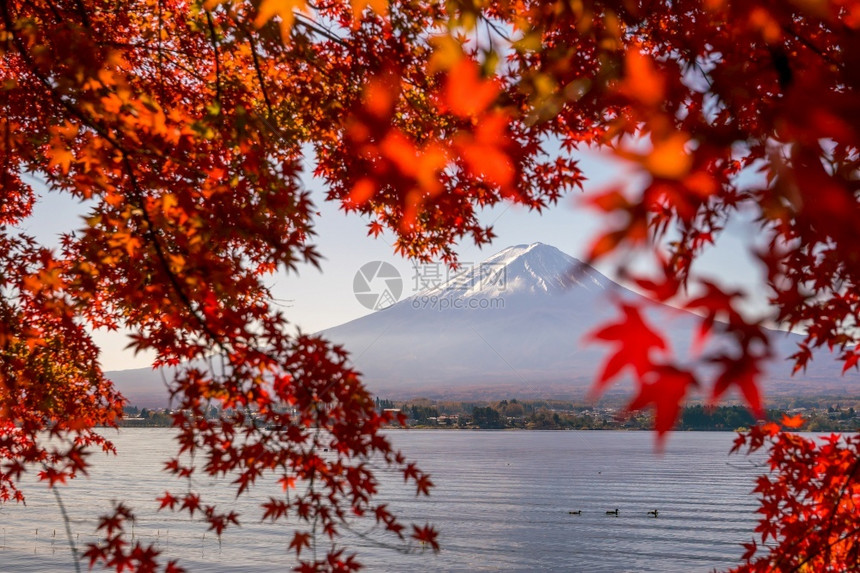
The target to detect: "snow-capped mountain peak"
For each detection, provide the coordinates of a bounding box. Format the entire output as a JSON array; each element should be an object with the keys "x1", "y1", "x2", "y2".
[{"x1": 419, "y1": 242, "x2": 610, "y2": 299}]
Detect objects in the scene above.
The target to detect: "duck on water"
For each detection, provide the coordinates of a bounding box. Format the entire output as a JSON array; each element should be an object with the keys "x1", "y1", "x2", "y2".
[{"x1": 567, "y1": 509, "x2": 658, "y2": 516}]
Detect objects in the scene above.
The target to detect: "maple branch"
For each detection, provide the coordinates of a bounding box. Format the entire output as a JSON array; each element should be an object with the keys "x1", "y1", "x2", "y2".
[
  {"x1": 220, "y1": 15, "x2": 279, "y2": 122},
  {"x1": 50, "y1": 481, "x2": 82, "y2": 573},
  {"x1": 341, "y1": 523, "x2": 412, "y2": 553},
  {"x1": 156, "y1": 0, "x2": 165, "y2": 101},
  {"x1": 1, "y1": 6, "x2": 128, "y2": 156},
  {"x1": 118, "y1": 151, "x2": 230, "y2": 351},
  {"x1": 72, "y1": 0, "x2": 92, "y2": 30},
  {"x1": 483, "y1": 17, "x2": 512, "y2": 43},
  {"x1": 781, "y1": 24, "x2": 838, "y2": 67},
  {"x1": 293, "y1": 13, "x2": 348, "y2": 47},
  {"x1": 310, "y1": 429, "x2": 320, "y2": 563},
  {"x1": 20, "y1": 0, "x2": 62, "y2": 24},
  {"x1": 152, "y1": 51, "x2": 212, "y2": 84},
  {"x1": 246, "y1": 34, "x2": 275, "y2": 119},
  {"x1": 2, "y1": 4, "x2": 230, "y2": 353},
  {"x1": 749, "y1": 436, "x2": 860, "y2": 572},
  {"x1": 2, "y1": 105, "x2": 9, "y2": 192},
  {"x1": 221, "y1": 13, "x2": 299, "y2": 144},
  {"x1": 692, "y1": 60, "x2": 714, "y2": 90},
  {"x1": 205, "y1": 10, "x2": 223, "y2": 104}
]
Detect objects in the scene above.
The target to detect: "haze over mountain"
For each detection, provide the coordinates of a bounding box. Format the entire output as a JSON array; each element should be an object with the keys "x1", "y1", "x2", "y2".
[{"x1": 107, "y1": 243, "x2": 857, "y2": 406}]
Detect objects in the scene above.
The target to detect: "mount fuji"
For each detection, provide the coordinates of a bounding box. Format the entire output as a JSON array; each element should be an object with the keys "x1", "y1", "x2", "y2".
[
  {"x1": 106, "y1": 242, "x2": 856, "y2": 405},
  {"x1": 322, "y1": 242, "x2": 857, "y2": 400}
]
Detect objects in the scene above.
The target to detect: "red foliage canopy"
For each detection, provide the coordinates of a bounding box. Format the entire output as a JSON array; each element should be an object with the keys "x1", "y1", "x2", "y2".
[
  {"x1": 1, "y1": 0, "x2": 858, "y2": 570},
  {"x1": 730, "y1": 422, "x2": 860, "y2": 571}
]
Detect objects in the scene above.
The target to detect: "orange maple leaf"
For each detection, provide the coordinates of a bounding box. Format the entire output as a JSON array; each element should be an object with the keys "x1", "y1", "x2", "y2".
[
  {"x1": 347, "y1": 178, "x2": 376, "y2": 205},
  {"x1": 47, "y1": 145, "x2": 75, "y2": 175},
  {"x1": 456, "y1": 112, "x2": 514, "y2": 188},
  {"x1": 643, "y1": 133, "x2": 693, "y2": 180},
  {"x1": 254, "y1": 0, "x2": 308, "y2": 39},
  {"x1": 781, "y1": 414, "x2": 805, "y2": 429},
  {"x1": 350, "y1": 0, "x2": 387, "y2": 26},
  {"x1": 445, "y1": 58, "x2": 499, "y2": 118},
  {"x1": 618, "y1": 47, "x2": 665, "y2": 107}
]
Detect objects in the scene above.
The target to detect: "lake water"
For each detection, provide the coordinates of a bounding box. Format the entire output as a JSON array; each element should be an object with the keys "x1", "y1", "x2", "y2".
[{"x1": 0, "y1": 429, "x2": 765, "y2": 572}]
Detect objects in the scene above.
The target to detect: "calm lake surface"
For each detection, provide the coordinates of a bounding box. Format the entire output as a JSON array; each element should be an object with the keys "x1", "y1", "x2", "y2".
[{"x1": 0, "y1": 429, "x2": 766, "y2": 572}]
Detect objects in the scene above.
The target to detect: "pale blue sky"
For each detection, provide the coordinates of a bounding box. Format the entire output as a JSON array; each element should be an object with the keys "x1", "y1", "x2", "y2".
[{"x1": 21, "y1": 149, "x2": 768, "y2": 371}]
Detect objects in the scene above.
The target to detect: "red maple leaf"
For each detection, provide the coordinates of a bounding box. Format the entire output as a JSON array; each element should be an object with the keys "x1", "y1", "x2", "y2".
[
  {"x1": 587, "y1": 303, "x2": 668, "y2": 394},
  {"x1": 628, "y1": 366, "x2": 698, "y2": 441},
  {"x1": 156, "y1": 491, "x2": 178, "y2": 511},
  {"x1": 710, "y1": 354, "x2": 765, "y2": 418},
  {"x1": 288, "y1": 531, "x2": 312, "y2": 557},
  {"x1": 411, "y1": 524, "x2": 440, "y2": 552}
]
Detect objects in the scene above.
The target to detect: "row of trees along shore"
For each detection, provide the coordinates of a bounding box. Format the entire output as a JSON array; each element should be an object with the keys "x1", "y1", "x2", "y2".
[
  {"x1": 120, "y1": 400, "x2": 860, "y2": 432},
  {"x1": 2, "y1": 0, "x2": 860, "y2": 571},
  {"x1": 383, "y1": 399, "x2": 860, "y2": 431}
]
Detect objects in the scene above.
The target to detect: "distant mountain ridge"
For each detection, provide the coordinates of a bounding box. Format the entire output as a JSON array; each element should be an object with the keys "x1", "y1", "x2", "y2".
[{"x1": 107, "y1": 243, "x2": 857, "y2": 406}]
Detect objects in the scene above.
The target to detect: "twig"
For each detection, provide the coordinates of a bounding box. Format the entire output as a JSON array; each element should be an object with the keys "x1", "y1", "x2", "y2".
[{"x1": 50, "y1": 482, "x2": 81, "y2": 573}]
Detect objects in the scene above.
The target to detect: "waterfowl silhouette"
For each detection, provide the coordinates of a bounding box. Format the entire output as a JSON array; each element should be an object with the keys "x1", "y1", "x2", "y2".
[
  {"x1": 605, "y1": 509, "x2": 619, "y2": 516},
  {"x1": 568, "y1": 510, "x2": 582, "y2": 515},
  {"x1": 647, "y1": 510, "x2": 659, "y2": 517}
]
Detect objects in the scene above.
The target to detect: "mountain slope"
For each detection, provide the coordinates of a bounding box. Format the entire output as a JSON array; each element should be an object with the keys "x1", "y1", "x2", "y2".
[
  {"x1": 106, "y1": 243, "x2": 857, "y2": 405},
  {"x1": 323, "y1": 243, "x2": 857, "y2": 399},
  {"x1": 323, "y1": 244, "x2": 617, "y2": 395}
]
